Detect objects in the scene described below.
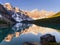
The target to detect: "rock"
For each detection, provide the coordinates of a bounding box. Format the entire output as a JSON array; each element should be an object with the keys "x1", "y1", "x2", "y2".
[{"x1": 40, "y1": 34, "x2": 56, "y2": 45}]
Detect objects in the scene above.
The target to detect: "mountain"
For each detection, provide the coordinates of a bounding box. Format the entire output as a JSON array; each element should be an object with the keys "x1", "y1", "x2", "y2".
[
  {"x1": 2, "y1": 3, "x2": 55, "y2": 21},
  {"x1": 28, "y1": 12, "x2": 60, "y2": 30},
  {"x1": 4, "y1": 3, "x2": 32, "y2": 22},
  {"x1": 23, "y1": 9, "x2": 55, "y2": 20},
  {"x1": 0, "y1": 3, "x2": 59, "y2": 28},
  {"x1": 0, "y1": 3, "x2": 32, "y2": 25}
]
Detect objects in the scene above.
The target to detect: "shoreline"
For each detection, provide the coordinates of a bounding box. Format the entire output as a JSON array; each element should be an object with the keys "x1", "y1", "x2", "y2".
[{"x1": 0, "y1": 24, "x2": 9, "y2": 28}]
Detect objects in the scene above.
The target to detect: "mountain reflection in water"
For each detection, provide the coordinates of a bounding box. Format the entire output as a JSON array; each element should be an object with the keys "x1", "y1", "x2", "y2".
[{"x1": 0, "y1": 23, "x2": 60, "y2": 45}]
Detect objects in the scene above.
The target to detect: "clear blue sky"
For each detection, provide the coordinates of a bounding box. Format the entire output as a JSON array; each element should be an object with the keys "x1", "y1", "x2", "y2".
[{"x1": 0, "y1": 0, "x2": 60, "y2": 12}]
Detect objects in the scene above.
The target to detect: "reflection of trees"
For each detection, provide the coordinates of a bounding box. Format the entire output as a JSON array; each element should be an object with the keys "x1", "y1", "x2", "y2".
[
  {"x1": 30, "y1": 16, "x2": 60, "y2": 30},
  {"x1": 0, "y1": 28, "x2": 14, "y2": 43}
]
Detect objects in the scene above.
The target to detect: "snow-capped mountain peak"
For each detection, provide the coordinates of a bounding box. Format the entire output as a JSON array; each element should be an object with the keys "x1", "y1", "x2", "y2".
[{"x1": 4, "y1": 3, "x2": 13, "y2": 10}]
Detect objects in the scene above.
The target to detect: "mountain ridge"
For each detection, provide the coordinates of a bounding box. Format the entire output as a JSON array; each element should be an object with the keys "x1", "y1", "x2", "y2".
[{"x1": 3, "y1": 3, "x2": 56, "y2": 20}]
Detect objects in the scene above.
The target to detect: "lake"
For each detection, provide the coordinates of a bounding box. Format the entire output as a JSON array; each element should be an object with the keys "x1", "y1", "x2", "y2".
[{"x1": 0, "y1": 23, "x2": 60, "y2": 45}]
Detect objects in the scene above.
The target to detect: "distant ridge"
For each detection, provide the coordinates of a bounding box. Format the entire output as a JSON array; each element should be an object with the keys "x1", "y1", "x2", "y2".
[{"x1": 50, "y1": 12, "x2": 60, "y2": 18}]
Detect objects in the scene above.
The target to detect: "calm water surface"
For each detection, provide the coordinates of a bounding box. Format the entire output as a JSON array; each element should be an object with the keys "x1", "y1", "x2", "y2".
[{"x1": 0, "y1": 23, "x2": 60, "y2": 45}]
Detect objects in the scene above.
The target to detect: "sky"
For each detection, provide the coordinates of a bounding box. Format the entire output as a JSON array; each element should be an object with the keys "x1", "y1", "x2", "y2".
[{"x1": 0, "y1": 0, "x2": 60, "y2": 12}]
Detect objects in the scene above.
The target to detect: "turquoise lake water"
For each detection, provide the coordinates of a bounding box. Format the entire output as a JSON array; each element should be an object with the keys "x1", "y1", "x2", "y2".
[{"x1": 0, "y1": 23, "x2": 60, "y2": 45}]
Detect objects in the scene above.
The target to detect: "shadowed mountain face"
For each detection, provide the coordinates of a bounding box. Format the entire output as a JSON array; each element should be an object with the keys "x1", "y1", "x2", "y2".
[
  {"x1": 29, "y1": 12, "x2": 60, "y2": 30},
  {"x1": 0, "y1": 28, "x2": 14, "y2": 43},
  {"x1": 0, "y1": 4, "x2": 16, "y2": 25}
]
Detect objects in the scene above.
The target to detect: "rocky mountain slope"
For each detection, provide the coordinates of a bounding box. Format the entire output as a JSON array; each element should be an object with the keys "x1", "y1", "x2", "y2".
[
  {"x1": 0, "y1": 4, "x2": 16, "y2": 26},
  {"x1": 0, "y1": 3, "x2": 32, "y2": 25}
]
